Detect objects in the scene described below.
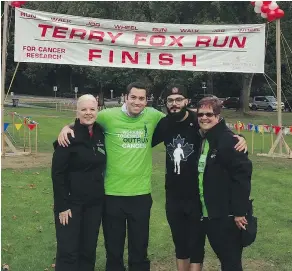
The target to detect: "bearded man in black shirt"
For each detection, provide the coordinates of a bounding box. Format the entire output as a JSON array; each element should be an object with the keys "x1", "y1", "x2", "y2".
[{"x1": 152, "y1": 84, "x2": 247, "y2": 271}]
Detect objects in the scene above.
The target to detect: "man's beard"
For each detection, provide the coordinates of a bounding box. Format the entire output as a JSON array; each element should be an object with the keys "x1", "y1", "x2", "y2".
[{"x1": 167, "y1": 105, "x2": 187, "y2": 122}]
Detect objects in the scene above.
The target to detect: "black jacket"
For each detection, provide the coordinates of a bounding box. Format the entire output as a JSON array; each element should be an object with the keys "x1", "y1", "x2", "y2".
[
  {"x1": 201, "y1": 119, "x2": 252, "y2": 219},
  {"x1": 152, "y1": 110, "x2": 201, "y2": 201},
  {"x1": 51, "y1": 119, "x2": 106, "y2": 213}
]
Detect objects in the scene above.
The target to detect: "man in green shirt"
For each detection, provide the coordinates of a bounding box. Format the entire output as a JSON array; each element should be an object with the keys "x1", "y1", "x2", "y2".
[{"x1": 58, "y1": 82, "x2": 165, "y2": 271}]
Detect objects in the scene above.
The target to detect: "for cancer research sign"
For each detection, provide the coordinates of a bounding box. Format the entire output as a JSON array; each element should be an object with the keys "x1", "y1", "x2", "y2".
[{"x1": 14, "y1": 8, "x2": 266, "y2": 73}]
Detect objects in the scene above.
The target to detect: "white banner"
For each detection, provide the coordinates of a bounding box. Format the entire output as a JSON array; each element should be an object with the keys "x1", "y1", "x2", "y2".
[{"x1": 14, "y1": 8, "x2": 266, "y2": 73}]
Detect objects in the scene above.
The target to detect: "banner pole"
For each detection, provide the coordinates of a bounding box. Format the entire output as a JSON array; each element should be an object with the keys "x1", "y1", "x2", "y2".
[
  {"x1": 1, "y1": 2, "x2": 9, "y2": 156},
  {"x1": 276, "y1": 18, "x2": 282, "y2": 154}
]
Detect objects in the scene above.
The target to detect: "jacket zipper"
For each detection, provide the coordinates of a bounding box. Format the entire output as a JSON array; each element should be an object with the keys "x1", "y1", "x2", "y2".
[{"x1": 200, "y1": 139, "x2": 212, "y2": 220}]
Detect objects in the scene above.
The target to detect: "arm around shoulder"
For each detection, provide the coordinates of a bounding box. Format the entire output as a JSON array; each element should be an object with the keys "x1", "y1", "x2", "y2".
[
  {"x1": 58, "y1": 123, "x2": 75, "y2": 147},
  {"x1": 152, "y1": 117, "x2": 167, "y2": 147}
]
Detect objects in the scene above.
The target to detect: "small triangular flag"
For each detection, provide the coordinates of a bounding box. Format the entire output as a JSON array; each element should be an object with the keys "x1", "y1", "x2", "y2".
[
  {"x1": 284, "y1": 127, "x2": 290, "y2": 135},
  {"x1": 4, "y1": 123, "x2": 9, "y2": 131},
  {"x1": 15, "y1": 123, "x2": 22, "y2": 130},
  {"x1": 258, "y1": 125, "x2": 264, "y2": 134},
  {"x1": 263, "y1": 125, "x2": 270, "y2": 133},
  {"x1": 273, "y1": 126, "x2": 281, "y2": 135},
  {"x1": 28, "y1": 124, "x2": 36, "y2": 130}
]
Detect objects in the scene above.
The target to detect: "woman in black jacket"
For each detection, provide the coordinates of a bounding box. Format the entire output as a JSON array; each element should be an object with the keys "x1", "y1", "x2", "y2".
[
  {"x1": 196, "y1": 97, "x2": 253, "y2": 271},
  {"x1": 51, "y1": 94, "x2": 106, "y2": 271}
]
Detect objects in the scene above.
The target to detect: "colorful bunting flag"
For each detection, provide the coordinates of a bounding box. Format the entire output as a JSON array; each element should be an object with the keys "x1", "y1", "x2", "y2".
[
  {"x1": 258, "y1": 125, "x2": 264, "y2": 134},
  {"x1": 4, "y1": 123, "x2": 9, "y2": 131},
  {"x1": 226, "y1": 121, "x2": 292, "y2": 136},
  {"x1": 263, "y1": 125, "x2": 271, "y2": 133},
  {"x1": 27, "y1": 124, "x2": 36, "y2": 131},
  {"x1": 272, "y1": 125, "x2": 281, "y2": 135},
  {"x1": 284, "y1": 127, "x2": 290, "y2": 135},
  {"x1": 15, "y1": 123, "x2": 22, "y2": 130},
  {"x1": 235, "y1": 121, "x2": 244, "y2": 131}
]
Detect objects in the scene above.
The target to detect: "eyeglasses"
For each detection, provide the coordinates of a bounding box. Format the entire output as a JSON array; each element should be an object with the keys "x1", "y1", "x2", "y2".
[
  {"x1": 197, "y1": 112, "x2": 216, "y2": 118},
  {"x1": 166, "y1": 97, "x2": 185, "y2": 105}
]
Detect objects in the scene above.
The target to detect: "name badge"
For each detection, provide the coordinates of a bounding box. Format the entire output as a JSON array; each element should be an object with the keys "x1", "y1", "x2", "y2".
[{"x1": 198, "y1": 154, "x2": 207, "y2": 173}]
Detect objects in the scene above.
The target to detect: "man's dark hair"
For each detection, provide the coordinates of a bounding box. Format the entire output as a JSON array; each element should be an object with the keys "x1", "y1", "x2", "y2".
[
  {"x1": 126, "y1": 82, "x2": 148, "y2": 96},
  {"x1": 197, "y1": 96, "x2": 222, "y2": 115}
]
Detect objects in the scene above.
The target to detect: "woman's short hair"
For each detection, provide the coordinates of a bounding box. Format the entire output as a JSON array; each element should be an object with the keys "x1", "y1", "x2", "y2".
[
  {"x1": 197, "y1": 96, "x2": 222, "y2": 115},
  {"x1": 77, "y1": 94, "x2": 98, "y2": 110}
]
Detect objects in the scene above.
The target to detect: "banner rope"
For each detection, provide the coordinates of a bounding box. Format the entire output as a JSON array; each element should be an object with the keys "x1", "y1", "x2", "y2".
[
  {"x1": 263, "y1": 73, "x2": 292, "y2": 112},
  {"x1": 4, "y1": 62, "x2": 20, "y2": 102},
  {"x1": 281, "y1": 33, "x2": 292, "y2": 82},
  {"x1": 281, "y1": 31, "x2": 292, "y2": 55}
]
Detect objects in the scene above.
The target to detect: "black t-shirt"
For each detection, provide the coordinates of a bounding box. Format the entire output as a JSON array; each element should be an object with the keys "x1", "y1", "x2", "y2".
[{"x1": 152, "y1": 111, "x2": 202, "y2": 200}]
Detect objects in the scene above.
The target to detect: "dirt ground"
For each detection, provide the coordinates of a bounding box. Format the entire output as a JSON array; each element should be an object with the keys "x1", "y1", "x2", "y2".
[{"x1": 2, "y1": 152, "x2": 52, "y2": 169}]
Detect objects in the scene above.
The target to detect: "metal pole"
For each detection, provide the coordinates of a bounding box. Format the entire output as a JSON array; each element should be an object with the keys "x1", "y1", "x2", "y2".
[
  {"x1": 55, "y1": 91, "x2": 57, "y2": 111},
  {"x1": 1, "y1": 2, "x2": 9, "y2": 156},
  {"x1": 276, "y1": 19, "x2": 282, "y2": 154}
]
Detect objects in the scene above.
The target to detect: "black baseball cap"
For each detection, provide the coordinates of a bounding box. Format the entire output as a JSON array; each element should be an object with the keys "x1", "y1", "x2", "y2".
[{"x1": 165, "y1": 84, "x2": 188, "y2": 98}]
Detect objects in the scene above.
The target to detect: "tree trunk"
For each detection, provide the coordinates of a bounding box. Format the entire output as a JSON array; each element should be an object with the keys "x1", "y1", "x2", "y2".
[
  {"x1": 206, "y1": 72, "x2": 214, "y2": 94},
  {"x1": 239, "y1": 73, "x2": 254, "y2": 113}
]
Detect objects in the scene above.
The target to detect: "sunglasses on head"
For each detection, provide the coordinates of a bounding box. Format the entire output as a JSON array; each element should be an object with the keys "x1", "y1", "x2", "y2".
[{"x1": 197, "y1": 112, "x2": 215, "y2": 118}]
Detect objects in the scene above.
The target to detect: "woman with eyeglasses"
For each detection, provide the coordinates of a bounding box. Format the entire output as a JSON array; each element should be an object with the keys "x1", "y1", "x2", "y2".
[{"x1": 196, "y1": 97, "x2": 253, "y2": 271}]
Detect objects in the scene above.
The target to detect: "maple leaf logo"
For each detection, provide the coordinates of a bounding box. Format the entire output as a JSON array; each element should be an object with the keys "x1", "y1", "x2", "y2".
[{"x1": 166, "y1": 135, "x2": 194, "y2": 161}]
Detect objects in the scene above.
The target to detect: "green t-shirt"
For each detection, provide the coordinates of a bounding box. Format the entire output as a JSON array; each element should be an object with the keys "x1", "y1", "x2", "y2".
[
  {"x1": 97, "y1": 107, "x2": 165, "y2": 196},
  {"x1": 198, "y1": 139, "x2": 209, "y2": 217}
]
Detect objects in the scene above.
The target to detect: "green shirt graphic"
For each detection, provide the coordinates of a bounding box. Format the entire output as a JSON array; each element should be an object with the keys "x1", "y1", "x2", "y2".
[
  {"x1": 198, "y1": 139, "x2": 209, "y2": 217},
  {"x1": 97, "y1": 107, "x2": 165, "y2": 196}
]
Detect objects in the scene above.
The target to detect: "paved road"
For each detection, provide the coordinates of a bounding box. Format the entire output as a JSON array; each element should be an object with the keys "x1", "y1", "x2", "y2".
[{"x1": 6, "y1": 94, "x2": 120, "y2": 108}]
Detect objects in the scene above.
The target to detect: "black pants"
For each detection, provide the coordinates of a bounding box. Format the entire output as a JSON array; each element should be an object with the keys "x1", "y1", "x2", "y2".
[
  {"x1": 202, "y1": 217, "x2": 243, "y2": 271},
  {"x1": 102, "y1": 194, "x2": 152, "y2": 271},
  {"x1": 54, "y1": 202, "x2": 103, "y2": 271},
  {"x1": 166, "y1": 198, "x2": 204, "y2": 263}
]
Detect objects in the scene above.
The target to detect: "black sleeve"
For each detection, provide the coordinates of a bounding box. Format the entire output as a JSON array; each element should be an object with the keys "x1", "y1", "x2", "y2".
[
  {"x1": 152, "y1": 118, "x2": 167, "y2": 147},
  {"x1": 51, "y1": 145, "x2": 71, "y2": 213},
  {"x1": 220, "y1": 137, "x2": 253, "y2": 217}
]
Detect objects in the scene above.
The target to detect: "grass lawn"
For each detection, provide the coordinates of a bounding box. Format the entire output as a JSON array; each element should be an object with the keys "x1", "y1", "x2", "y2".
[{"x1": 2, "y1": 107, "x2": 292, "y2": 270}]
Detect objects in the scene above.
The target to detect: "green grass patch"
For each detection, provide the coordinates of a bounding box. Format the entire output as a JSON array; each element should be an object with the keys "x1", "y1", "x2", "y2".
[{"x1": 2, "y1": 107, "x2": 292, "y2": 270}]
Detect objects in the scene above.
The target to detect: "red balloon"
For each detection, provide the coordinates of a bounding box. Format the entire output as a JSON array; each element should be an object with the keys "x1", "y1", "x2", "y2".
[
  {"x1": 267, "y1": 10, "x2": 276, "y2": 21},
  {"x1": 261, "y1": 4, "x2": 270, "y2": 13},
  {"x1": 11, "y1": 1, "x2": 22, "y2": 8},
  {"x1": 251, "y1": 1, "x2": 256, "y2": 6},
  {"x1": 263, "y1": 1, "x2": 272, "y2": 4},
  {"x1": 275, "y1": 8, "x2": 285, "y2": 19}
]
